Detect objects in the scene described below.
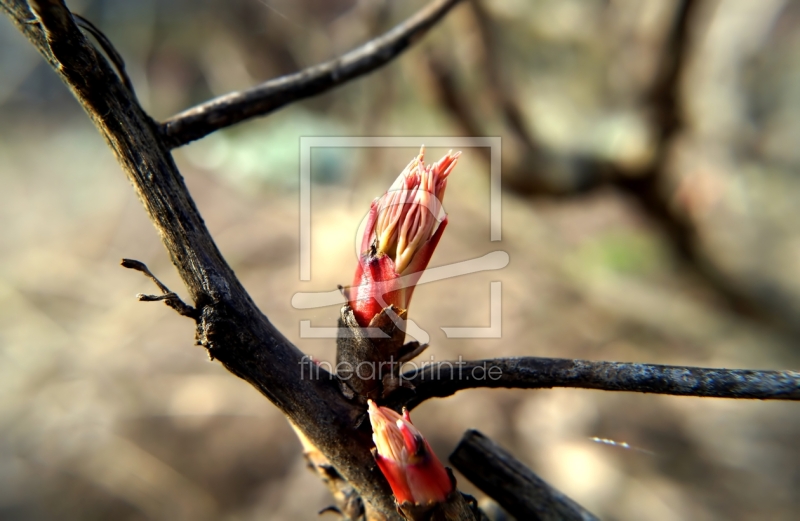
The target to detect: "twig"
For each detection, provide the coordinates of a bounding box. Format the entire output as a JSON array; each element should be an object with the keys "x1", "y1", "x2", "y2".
[
  {"x1": 120, "y1": 258, "x2": 198, "y2": 318},
  {"x1": 389, "y1": 357, "x2": 800, "y2": 410},
  {"x1": 120, "y1": 258, "x2": 172, "y2": 293},
  {"x1": 450, "y1": 430, "x2": 599, "y2": 521},
  {"x1": 160, "y1": 0, "x2": 464, "y2": 148}
]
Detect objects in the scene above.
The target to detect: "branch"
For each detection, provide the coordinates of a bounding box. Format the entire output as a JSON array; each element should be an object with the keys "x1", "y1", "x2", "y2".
[
  {"x1": 450, "y1": 430, "x2": 599, "y2": 521},
  {"x1": 389, "y1": 357, "x2": 800, "y2": 410},
  {"x1": 611, "y1": 0, "x2": 698, "y2": 260},
  {"x1": 160, "y1": 0, "x2": 464, "y2": 148},
  {"x1": 3, "y1": 1, "x2": 402, "y2": 517}
]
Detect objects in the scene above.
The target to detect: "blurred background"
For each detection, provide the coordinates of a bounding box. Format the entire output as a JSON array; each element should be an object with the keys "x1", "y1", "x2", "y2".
[{"x1": 1, "y1": 0, "x2": 800, "y2": 519}]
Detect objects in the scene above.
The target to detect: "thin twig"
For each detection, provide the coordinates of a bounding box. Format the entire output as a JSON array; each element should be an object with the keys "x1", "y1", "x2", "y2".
[
  {"x1": 121, "y1": 258, "x2": 198, "y2": 318},
  {"x1": 160, "y1": 0, "x2": 464, "y2": 148},
  {"x1": 450, "y1": 430, "x2": 599, "y2": 521},
  {"x1": 121, "y1": 258, "x2": 171, "y2": 293},
  {"x1": 389, "y1": 357, "x2": 800, "y2": 410}
]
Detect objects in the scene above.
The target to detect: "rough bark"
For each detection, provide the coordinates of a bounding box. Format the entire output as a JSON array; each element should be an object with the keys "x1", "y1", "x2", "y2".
[{"x1": 389, "y1": 357, "x2": 800, "y2": 411}]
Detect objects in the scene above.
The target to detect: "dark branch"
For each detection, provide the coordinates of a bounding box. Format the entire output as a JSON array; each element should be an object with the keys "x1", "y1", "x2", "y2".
[
  {"x1": 450, "y1": 430, "x2": 599, "y2": 521},
  {"x1": 389, "y1": 357, "x2": 800, "y2": 410},
  {"x1": 160, "y1": 0, "x2": 464, "y2": 148},
  {"x1": 4, "y1": 1, "x2": 401, "y2": 517}
]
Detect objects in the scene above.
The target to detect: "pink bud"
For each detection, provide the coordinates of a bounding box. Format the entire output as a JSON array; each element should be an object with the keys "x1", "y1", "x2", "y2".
[
  {"x1": 368, "y1": 400, "x2": 453, "y2": 506},
  {"x1": 349, "y1": 147, "x2": 460, "y2": 327}
]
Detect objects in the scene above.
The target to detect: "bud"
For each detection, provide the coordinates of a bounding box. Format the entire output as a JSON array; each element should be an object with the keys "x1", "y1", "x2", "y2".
[
  {"x1": 368, "y1": 400, "x2": 453, "y2": 506},
  {"x1": 349, "y1": 147, "x2": 460, "y2": 327}
]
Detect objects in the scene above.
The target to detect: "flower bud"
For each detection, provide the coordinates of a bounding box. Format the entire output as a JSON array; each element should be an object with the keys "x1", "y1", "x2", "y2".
[
  {"x1": 349, "y1": 147, "x2": 460, "y2": 327},
  {"x1": 367, "y1": 400, "x2": 453, "y2": 506}
]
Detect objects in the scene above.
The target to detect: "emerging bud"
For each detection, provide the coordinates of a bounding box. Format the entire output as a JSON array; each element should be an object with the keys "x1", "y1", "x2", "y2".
[
  {"x1": 349, "y1": 147, "x2": 460, "y2": 327},
  {"x1": 368, "y1": 400, "x2": 453, "y2": 506}
]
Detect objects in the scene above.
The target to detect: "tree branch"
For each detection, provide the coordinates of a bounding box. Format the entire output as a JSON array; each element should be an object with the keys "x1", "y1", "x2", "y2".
[
  {"x1": 389, "y1": 357, "x2": 800, "y2": 410},
  {"x1": 3, "y1": 0, "x2": 402, "y2": 517},
  {"x1": 160, "y1": 0, "x2": 464, "y2": 149},
  {"x1": 450, "y1": 430, "x2": 599, "y2": 521}
]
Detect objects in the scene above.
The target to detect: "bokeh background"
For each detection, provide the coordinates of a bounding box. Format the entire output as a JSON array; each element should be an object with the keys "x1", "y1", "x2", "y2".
[{"x1": 1, "y1": 0, "x2": 800, "y2": 519}]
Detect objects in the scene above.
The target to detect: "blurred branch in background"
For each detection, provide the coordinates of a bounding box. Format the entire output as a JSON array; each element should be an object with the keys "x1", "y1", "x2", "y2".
[
  {"x1": 428, "y1": 0, "x2": 800, "y2": 339},
  {"x1": 160, "y1": 0, "x2": 464, "y2": 148}
]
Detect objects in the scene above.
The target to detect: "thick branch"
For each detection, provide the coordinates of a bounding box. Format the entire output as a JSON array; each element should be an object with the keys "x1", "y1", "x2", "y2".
[
  {"x1": 3, "y1": 1, "x2": 400, "y2": 517},
  {"x1": 160, "y1": 0, "x2": 464, "y2": 148},
  {"x1": 450, "y1": 430, "x2": 599, "y2": 521},
  {"x1": 389, "y1": 357, "x2": 800, "y2": 410}
]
